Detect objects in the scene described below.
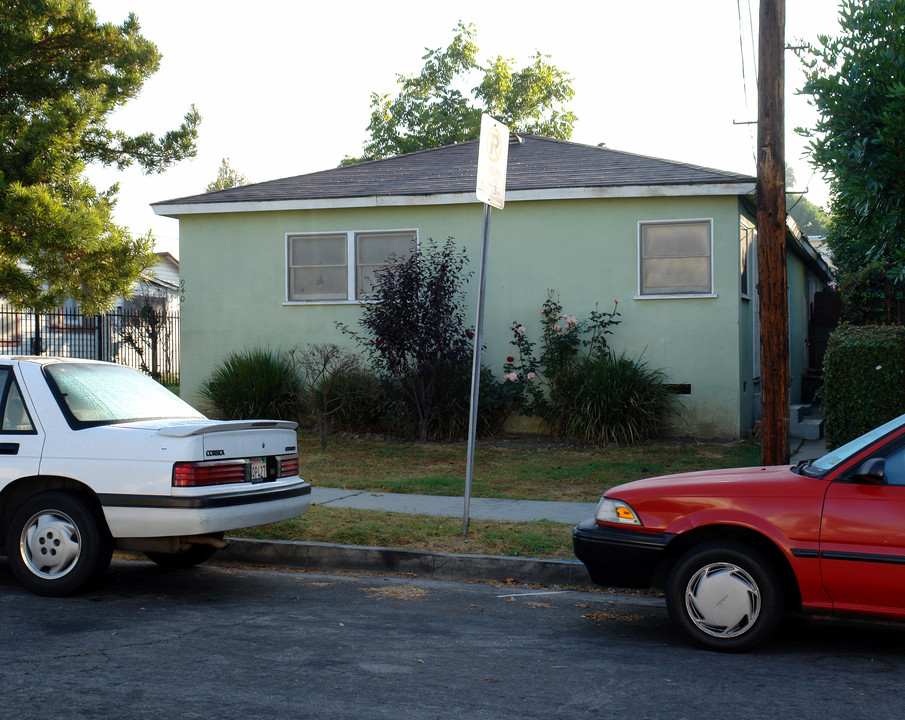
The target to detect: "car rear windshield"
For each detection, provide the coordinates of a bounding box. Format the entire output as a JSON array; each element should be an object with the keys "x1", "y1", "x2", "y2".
[{"x1": 45, "y1": 363, "x2": 205, "y2": 428}]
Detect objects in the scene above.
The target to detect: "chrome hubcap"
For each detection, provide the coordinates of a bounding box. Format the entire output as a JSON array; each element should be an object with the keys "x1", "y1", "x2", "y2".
[
  {"x1": 684, "y1": 562, "x2": 761, "y2": 638},
  {"x1": 19, "y1": 510, "x2": 81, "y2": 579}
]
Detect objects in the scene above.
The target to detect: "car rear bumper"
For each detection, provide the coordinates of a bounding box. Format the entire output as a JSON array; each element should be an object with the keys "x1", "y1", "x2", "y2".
[
  {"x1": 573, "y1": 518, "x2": 673, "y2": 589},
  {"x1": 99, "y1": 481, "x2": 312, "y2": 537}
]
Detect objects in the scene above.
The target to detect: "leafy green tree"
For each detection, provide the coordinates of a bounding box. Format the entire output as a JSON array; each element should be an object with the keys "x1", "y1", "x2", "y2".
[
  {"x1": 785, "y1": 165, "x2": 831, "y2": 236},
  {"x1": 797, "y1": 0, "x2": 905, "y2": 280},
  {"x1": 788, "y1": 195, "x2": 831, "y2": 236},
  {"x1": 206, "y1": 157, "x2": 249, "y2": 192},
  {"x1": 344, "y1": 22, "x2": 576, "y2": 164},
  {"x1": 0, "y1": 0, "x2": 200, "y2": 314}
]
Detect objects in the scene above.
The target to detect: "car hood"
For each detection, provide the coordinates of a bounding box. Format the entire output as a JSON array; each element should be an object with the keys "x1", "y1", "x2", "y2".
[{"x1": 607, "y1": 464, "x2": 822, "y2": 501}]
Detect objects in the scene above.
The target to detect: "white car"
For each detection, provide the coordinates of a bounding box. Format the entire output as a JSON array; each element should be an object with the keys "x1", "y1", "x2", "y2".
[{"x1": 0, "y1": 356, "x2": 310, "y2": 596}]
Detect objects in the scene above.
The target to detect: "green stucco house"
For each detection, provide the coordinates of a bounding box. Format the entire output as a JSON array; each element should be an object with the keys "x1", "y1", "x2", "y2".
[{"x1": 153, "y1": 135, "x2": 831, "y2": 438}]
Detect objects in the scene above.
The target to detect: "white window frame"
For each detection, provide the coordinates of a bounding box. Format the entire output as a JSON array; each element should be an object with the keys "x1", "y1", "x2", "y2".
[
  {"x1": 284, "y1": 228, "x2": 418, "y2": 304},
  {"x1": 635, "y1": 218, "x2": 716, "y2": 299},
  {"x1": 740, "y1": 217, "x2": 756, "y2": 300}
]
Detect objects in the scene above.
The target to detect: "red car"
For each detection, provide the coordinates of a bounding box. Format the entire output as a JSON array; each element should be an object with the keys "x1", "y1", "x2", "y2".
[{"x1": 573, "y1": 415, "x2": 905, "y2": 651}]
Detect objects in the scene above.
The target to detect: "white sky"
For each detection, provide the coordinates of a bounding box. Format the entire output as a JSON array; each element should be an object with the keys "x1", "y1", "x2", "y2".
[{"x1": 85, "y1": 0, "x2": 844, "y2": 258}]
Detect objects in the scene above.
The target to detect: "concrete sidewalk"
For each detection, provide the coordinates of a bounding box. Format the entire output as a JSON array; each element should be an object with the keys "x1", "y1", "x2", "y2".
[
  {"x1": 309, "y1": 487, "x2": 597, "y2": 524},
  {"x1": 791, "y1": 436, "x2": 827, "y2": 464}
]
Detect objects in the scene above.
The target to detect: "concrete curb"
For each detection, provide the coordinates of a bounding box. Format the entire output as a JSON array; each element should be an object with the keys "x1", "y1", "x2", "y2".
[{"x1": 217, "y1": 537, "x2": 594, "y2": 587}]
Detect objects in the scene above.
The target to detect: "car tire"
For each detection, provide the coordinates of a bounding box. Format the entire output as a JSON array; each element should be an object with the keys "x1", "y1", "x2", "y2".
[
  {"x1": 145, "y1": 537, "x2": 222, "y2": 569},
  {"x1": 6, "y1": 491, "x2": 112, "y2": 597},
  {"x1": 665, "y1": 540, "x2": 784, "y2": 652}
]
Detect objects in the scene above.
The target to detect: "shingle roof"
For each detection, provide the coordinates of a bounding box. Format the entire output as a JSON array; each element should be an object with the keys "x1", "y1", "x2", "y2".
[{"x1": 153, "y1": 135, "x2": 754, "y2": 210}]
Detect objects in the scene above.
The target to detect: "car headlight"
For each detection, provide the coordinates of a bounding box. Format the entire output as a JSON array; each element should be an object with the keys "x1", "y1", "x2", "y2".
[{"x1": 595, "y1": 498, "x2": 642, "y2": 526}]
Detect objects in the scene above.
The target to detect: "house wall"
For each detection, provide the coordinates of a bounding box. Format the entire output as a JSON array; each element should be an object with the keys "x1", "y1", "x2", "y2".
[
  {"x1": 178, "y1": 194, "x2": 749, "y2": 434},
  {"x1": 737, "y1": 208, "x2": 758, "y2": 436}
]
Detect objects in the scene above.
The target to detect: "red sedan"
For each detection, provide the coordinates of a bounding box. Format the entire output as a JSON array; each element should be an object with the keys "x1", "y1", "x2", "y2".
[{"x1": 573, "y1": 415, "x2": 905, "y2": 651}]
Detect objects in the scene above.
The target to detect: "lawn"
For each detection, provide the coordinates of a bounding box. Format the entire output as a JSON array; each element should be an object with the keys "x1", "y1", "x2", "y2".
[
  {"x1": 233, "y1": 433, "x2": 763, "y2": 559},
  {"x1": 293, "y1": 431, "x2": 762, "y2": 503}
]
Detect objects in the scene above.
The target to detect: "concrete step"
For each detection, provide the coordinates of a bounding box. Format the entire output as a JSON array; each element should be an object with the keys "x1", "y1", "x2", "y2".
[{"x1": 791, "y1": 415, "x2": 824, "y2": 440}]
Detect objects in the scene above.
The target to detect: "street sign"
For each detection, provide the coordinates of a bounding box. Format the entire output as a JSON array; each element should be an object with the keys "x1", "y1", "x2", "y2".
[
  {"x1": 476, "y1": 114, "x2": 509, "y2": 209},
  {"x1": 464, "y1": 115, "x2": 510, "y2": 536}
]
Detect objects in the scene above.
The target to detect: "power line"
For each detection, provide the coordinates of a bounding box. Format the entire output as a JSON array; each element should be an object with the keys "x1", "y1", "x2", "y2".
[{"x1": 736, "y1": 0, "x2": 759, "y2": 165}]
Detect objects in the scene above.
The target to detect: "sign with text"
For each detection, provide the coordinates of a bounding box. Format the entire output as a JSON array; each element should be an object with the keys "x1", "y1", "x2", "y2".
[{"x1": 476, "y1": 114, "x2": 509, "y2": 209}]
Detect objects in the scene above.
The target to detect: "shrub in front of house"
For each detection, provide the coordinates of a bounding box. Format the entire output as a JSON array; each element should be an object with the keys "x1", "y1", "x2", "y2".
[
  {"x1": 286, "y1": 343, "x2": 381, "y2": 450},
  {"x1": 550, "y1": 352, "x2": 679, "y2": 445},
  {"x1": 821, "y1": 323, "x2": 905, "y2": 447},
  {"x1": 375, "y1": 364, "x2": 509, "y2": 442},
  {"x1": 199, "y1": 347, "x2": 304, "y2": 422},
  {"x1": 338, "y1": 237, "x2": 508, "y2": 441},
  {"x1": 504, "y1": 291, "x2": 680, "y2": 445},
  {"x1": 319, "y1": 368, "x2": 386, "y2": 435}
]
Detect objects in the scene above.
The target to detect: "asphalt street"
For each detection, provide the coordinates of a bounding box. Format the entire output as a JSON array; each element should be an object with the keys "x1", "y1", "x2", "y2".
[{"x1": 2, "y1": 556, "x2": 903, "y2": 720}]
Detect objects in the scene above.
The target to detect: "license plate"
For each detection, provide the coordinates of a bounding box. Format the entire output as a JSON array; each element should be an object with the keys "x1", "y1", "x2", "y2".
[{"x1": 250, "y1": 458, "x2": 267, "y2": 481}]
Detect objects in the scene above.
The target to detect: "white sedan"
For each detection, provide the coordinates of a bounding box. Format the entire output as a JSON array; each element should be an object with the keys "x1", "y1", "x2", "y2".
[{"x1": 0, "y1": 356, "x2": 310, "y2": 596}]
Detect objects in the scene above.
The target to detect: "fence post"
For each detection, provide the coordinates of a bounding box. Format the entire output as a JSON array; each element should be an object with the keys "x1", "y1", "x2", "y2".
[
  {"x1": 95, "y1": 313, "x2": 103, "y2": 361},
  {"x1": 31, "y1": 311, "x2": 42, "y2": 355}
]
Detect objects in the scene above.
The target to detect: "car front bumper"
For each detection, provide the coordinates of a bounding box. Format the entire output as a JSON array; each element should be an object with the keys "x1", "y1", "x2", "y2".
[{"x1": 573, "y1": 518, "x2": 674, "y2": 590}]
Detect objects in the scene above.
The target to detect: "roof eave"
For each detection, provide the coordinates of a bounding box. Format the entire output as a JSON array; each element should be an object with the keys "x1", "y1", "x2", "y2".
[{"x1": 152, "y1": 182, "x2": 756, "y2": 218}]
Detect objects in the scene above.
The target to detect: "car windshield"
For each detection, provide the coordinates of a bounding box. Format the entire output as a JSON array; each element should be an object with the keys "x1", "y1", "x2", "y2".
[
  {"x1": 45, "y1": 363, "x2": 205, "y2": 428},
  {"x1": 810, "y1": 413, "x2": 905, "y2": 472}
]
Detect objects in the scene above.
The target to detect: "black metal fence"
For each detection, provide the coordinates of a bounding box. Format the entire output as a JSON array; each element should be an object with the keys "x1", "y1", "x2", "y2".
[{"x1": 0, "y1": 306, "x2": 180, "y2": 384}]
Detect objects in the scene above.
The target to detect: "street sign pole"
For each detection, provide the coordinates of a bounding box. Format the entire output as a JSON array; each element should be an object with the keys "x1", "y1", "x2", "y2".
[
  {"x1": 463, "y1": 203, "x2": 491, "y2": 536},
  {"x1": 464, "y1": 115, "x2": 509, "y2": 537}
]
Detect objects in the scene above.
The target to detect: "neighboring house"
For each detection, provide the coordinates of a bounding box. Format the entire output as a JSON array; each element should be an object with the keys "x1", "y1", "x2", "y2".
[
  {"x1": 127, "y1": 251, "x2": 181, "y2": 315},
  {"x1": 153, "y1": 135, "x2": 831, "y2": 438},
  {"x1": 0, "y1": 252, "x2": 181, "y2": 381}
]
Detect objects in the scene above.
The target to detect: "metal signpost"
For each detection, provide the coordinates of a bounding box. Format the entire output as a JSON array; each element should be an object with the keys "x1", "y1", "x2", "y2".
[{"x1": 464, "y1": 114, "x2": 509, "y2": 536}]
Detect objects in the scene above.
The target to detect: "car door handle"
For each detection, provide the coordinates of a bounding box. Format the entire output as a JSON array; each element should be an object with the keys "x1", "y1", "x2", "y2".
[{"x1": 0, "y1": 442, "x2": 20, "y2": 454}]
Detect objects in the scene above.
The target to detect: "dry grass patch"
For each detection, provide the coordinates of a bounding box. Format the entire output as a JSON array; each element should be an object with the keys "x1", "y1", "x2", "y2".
[{"x1": 363, "y1": 586, "x2": 429, "y2": 600}]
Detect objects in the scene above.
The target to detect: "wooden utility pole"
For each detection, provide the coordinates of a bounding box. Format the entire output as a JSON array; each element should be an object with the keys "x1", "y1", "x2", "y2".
[{"x1": 757, "y1": 0, "x2": 789, "y2": 465}]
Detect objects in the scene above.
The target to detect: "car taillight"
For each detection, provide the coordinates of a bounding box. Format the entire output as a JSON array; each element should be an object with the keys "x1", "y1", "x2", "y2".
[
  {"x1": 173, "y1": 460, "x2": 247, "y2": 487},
  {"x1": 280, "y1": 454, "x2": 299, "y2": 478}
]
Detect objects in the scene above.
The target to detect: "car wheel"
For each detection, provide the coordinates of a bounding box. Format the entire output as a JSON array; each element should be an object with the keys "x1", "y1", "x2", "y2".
[
  {"x1": 145, "y1": 537, "x2": 221, "y2": 569},
  {"x1": 665, "y1": 540, "x2": 783, "y2": 652},
  {"x1": 6, "y1": 491, "x2": 112, "y2": 597}
]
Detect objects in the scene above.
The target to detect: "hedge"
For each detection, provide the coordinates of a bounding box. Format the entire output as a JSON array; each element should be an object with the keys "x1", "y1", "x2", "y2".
[{"x1": 821, "y1": 324, "x2": 905, "y2": 447}]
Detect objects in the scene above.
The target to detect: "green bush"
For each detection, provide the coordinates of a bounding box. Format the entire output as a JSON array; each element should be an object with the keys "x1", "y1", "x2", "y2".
[
  {"x1": 199, "y1": 348, "x2": 304, "y2": 421},
  {"x1": 369, "y1": 365, "x2": 508, "y2": 442},
  {"x1": 322, "y1": 369, "x2": 385, "y2": 434},
  {"x1": 821, "y1": 324, "x2": 905, "y2": 446},
  {"x1": 505, "y1": 291, "x2": 679, "y2": 445},
  {"x1": 549, "y1": 352, "x2": 679, "y2": 445}
]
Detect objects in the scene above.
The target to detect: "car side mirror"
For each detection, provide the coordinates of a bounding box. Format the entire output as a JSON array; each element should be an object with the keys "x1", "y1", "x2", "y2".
[{"x1": 854, "y1": 457, "x2": 885, "y2": 483}]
